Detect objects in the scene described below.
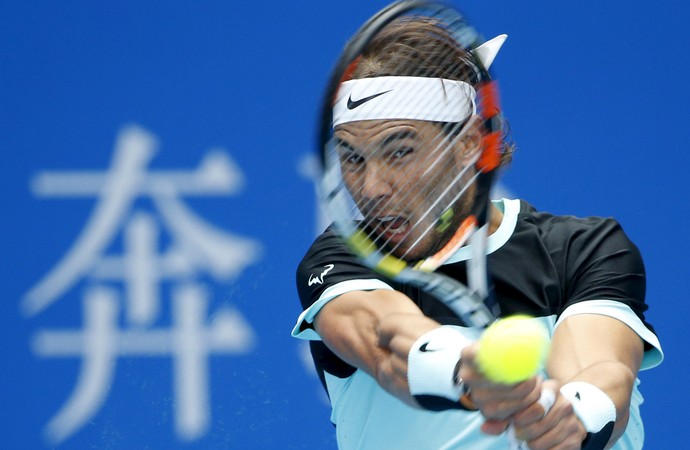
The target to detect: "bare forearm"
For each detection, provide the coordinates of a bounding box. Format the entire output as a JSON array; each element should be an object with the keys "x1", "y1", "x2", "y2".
[
  {"x1": 313, "y1": 289, "x2": 438, "y2": 406},
  {"x1": 547, "y1": 314, "x2": 643, "y2": 448},
  {"x1": 549, "y1": 358, "x2": 637, "y2": 446}
]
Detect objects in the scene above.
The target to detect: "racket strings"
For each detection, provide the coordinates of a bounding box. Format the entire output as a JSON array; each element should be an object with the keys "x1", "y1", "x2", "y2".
[
  {"x1": 368, "y1": 124, "x2": 475, "y2": 253},
  {"x1": 327, "y1": 7, "x2": 495, "y2": 274},
  {"x1": 340, "y1": 114, "x2": 479, "y2": 263},
  {"x1": 399, "y1": 153, "x2": 481, "y2": 261},
  {"x1": 342, "y1": 20, "x2": 483, "y2": 262},
  {"x1": 320, "y1": 3, "x2": 501, "y2": 326}
]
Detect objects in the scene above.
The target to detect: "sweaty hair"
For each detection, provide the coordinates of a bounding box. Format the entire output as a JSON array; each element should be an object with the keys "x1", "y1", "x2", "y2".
[
  {"x1": 351, "y1": 17, "x2": 515, "y2": 167},
  {"x1": 353, "y1": 17, "x2": 480, "y2": 83}
]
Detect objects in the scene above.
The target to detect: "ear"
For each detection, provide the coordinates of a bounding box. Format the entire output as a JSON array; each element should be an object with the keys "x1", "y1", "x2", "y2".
[{"x1": 454, "y1": 116, "x2": 483, "y2": 166}]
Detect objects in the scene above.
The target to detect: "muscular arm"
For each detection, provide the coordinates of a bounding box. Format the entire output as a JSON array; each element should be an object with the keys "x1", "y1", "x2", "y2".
[
  {"x1": 546, "y1": 313, "x2": 644, "y2": 447},
  {"x1": 313, "y1": 289, "x2": 440, "y2": 407},
  {"x1": 487, "y1": 313, "x2": 644, "y2": 449},
  {"x1": 456, "y1": 313, "x2": 644, "y2": 449}
]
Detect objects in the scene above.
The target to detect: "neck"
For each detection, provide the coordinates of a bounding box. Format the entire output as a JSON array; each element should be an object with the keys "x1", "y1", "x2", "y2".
[{"x1": 488, "y1": 202, "x2": 504, "y2": 236}]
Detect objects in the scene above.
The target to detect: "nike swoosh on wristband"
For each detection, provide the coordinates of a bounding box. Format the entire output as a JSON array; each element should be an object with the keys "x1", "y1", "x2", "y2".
[
  {"x1": 346, "y1": 90, "x2": 392, "y2": 110},
  {"x1": 419, "y1": 342, "x2": 441, "y2": 352}
]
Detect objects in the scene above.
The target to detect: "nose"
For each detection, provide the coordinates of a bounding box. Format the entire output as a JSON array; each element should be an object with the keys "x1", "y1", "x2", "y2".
[{"x1": 360, "y1": 161, "x2": 393, "y2": 201}]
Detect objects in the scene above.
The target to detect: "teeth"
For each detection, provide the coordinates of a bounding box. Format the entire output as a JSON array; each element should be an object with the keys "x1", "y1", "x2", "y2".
[{"x1": 380, "y1": 217, "x2": 408, "y2": 234}]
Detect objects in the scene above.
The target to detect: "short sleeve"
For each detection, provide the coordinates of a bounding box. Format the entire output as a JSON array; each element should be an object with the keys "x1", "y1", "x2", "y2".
[
  {"x1": 294, "y1": 228, "x2": 392, "y2": 338},
  {"x1": 559, "y1": 217, "x2": 647, "y2": 319}
]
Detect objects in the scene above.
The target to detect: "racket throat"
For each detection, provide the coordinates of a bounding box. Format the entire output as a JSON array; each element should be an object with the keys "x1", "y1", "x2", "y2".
[
  {"x1": 416, "y1": 215, "x2": 478, "y2": 272},
  {"x1": 467, "y1": 223, "x2": 489, "y2": 299},
  {"x1": 435, "y1": 208, "x2": 455, "y2": 233}
]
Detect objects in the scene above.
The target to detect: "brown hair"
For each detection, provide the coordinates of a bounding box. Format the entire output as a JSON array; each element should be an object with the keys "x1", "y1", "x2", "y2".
[{"x1": 351, "y1": 17, "x2": 515, "y2": 167}]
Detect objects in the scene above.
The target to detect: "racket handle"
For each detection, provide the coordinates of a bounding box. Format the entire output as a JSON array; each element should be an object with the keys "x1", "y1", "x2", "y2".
[{"x1": 508, "y1": 388, "x2": 556, "y2": 450}]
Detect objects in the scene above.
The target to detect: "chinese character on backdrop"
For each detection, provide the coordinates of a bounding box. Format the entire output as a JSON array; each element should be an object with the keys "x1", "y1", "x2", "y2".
[{"x1": 22, "y1": 125, "x2": 262, "y2": 445}]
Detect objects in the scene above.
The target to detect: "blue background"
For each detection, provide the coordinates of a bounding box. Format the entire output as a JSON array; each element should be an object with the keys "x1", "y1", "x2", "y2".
[{"x1": 1, "y1": 1, "x2": 688, "y2": 448}]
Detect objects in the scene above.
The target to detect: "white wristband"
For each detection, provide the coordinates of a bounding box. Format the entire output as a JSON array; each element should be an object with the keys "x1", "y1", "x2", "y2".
[
  {"x1": 559, "y1": 382, "x2": 617, "y2": 433},
  {"x1": 407, "y1": 326, "x2": 472, "y2": 405}
]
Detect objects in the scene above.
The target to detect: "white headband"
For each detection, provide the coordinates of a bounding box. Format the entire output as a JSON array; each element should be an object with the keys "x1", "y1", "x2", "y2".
[
  {"x1": 331, "y1": 34, "x2": 508, "y2": 128},
  {"x1": 332, "y1": 76, "x2": 476, "y2": 127}
]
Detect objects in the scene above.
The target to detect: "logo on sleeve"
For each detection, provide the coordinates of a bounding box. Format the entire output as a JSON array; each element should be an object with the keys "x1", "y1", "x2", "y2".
[{"x1": 308, "y1": 264, "x2": 335, "y2": 286}]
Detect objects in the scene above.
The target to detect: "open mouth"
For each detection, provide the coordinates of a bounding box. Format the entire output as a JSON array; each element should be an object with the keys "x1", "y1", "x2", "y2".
[{"x1": 375, "y1": 216, "x2": 410, "y2": 243}]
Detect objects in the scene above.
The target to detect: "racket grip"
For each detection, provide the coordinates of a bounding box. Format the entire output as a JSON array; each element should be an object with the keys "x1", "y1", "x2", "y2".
[{"x1": 508, "y1": 388, "x2": 556, "y2": 450}]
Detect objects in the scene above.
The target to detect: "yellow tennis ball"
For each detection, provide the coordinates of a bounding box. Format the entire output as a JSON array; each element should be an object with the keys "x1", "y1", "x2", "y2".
[{"x1": 476, "y1": 315, "x2": 550, "y2": 384}]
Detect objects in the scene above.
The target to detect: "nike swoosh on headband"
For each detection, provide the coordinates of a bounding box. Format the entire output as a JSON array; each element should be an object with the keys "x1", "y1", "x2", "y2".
[{"x1": 346, "y1": 90, "x2": 392, "y2": 109}]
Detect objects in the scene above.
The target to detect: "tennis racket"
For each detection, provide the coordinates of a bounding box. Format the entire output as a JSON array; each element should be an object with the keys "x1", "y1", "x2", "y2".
[
  {"x1": 316, "y1": 2, "x2": 553, "y2": 447},
  {"x1": 317, "y1": 0, "x2": 504, "y2": 330}
]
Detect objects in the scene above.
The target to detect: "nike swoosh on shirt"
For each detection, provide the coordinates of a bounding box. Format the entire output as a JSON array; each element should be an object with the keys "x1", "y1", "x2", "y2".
[{"x1": 346, "y1": 90, "x2": 392, "y2": 109}]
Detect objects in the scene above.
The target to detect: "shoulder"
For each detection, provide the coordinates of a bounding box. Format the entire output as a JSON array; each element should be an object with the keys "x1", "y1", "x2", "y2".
[
  {"x1": 297, "y1": 227, "x2": 355, "y2": 284},
  {"x1": 514, "y1": 200, "x2": 640, "y2": 261},
  {"x1": 513, "y1": 199, "x2": 647, "y2": 308},
  {"x1": 295, "y1": 227, "x2": 389, "y2": 309},
  {"x1": 518, "y1": 200, "x2": 623, "y2": 236}
]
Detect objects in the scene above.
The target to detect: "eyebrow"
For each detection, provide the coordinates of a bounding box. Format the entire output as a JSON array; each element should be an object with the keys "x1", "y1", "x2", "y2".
[
  {"x1": 333, "y1": 129, "x2": 419, "y2": 157},
  {"x1": 381, "y1": 130, "x2": 417, "y2": 148},
  {"x1": 334, "y1": 138, "x2": 356, "y2": 155},
  {"x1": 335, "y1": 130, "x2": 417, "y2": 149}
]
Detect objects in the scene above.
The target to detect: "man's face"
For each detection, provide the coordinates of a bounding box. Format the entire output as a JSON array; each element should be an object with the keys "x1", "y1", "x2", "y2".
[{"x1": 333, "y1": 119, "x2": 478, "y2": 261}]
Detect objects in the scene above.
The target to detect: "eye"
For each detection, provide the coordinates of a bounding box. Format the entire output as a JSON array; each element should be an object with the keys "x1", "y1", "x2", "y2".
[
  {"x1": 391, "y1": 147, "x2": 414, "y2": 159},
  {"x1": 380, "y1": 130, "x2": 417, "y2": 162},
  {"x1": 339, "y1": 150, "x2": 365, "y2": 169},
  {"x1": 384, "y1": 146, "x2": 414, "y2": 164},
  {"x1": 346, "y1": 153, "x2": 364, "y2": 165},
  {"x1": 334, "y1": 138, "x2": 364, "y2": 168}
]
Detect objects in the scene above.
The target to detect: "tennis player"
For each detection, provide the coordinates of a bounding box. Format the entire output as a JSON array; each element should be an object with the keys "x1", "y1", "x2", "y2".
[{"x1": 292, "y1": 17, "x2": 663, "y2": 449}]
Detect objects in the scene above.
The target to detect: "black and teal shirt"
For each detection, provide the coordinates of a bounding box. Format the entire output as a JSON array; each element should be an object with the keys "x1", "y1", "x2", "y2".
[{"x1": 292, "y1": 199, "x2": 663, "y2": 450}]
